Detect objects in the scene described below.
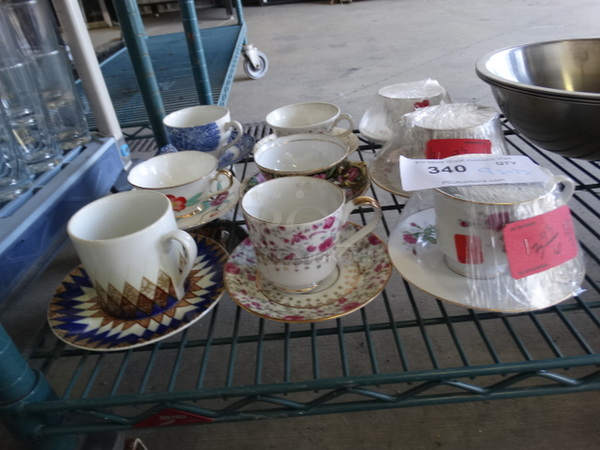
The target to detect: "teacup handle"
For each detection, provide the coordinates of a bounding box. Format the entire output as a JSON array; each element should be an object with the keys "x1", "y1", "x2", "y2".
[
  {"x1": 554, "y1": 175, "x2": 575, "y2": 203},
  {"x1": 161, "y1": 230, "x2": 198, "y2": 299},
  {"x1": 331, "y1": 113, "x2": 355, "y2": 138},
  {"x1": 175, "y1": 169, "x2": 235, "y2": 219},
  {"x1": 337, "y1": 196, "x2": 382, "y2": 255},
  {"x1": 220, "y1": 120, "x2": 244, "y2": 156}
]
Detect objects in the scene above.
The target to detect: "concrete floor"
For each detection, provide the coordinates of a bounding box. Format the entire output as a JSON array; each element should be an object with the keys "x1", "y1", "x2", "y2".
[{"x1": 2, "y1": 0, "x2": 600, "y2": 448}]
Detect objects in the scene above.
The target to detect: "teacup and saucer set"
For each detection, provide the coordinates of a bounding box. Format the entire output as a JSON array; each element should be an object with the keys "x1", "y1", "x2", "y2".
[
  {"x1": 359, "y1": 79, "x2": 450, "y2": 145},
  {"x1": 127, "y1": 151, "x2": 241, "y2": 231},
  {"x1": 48, "y1": 190, "x2": 229, "y2": 351},
  {"x1": 368, "y1": 103, "x2": 509, "y2": 197},
  {"x1": 242, "y1": 132, "x2": 370, "y2": 200},
  {"x1": 160, "y1": 105, "x2": 255, "y2": 168},
  {"x1": 388, "y1": 170, "x2": 585, "y2": 312},
  {"x1": 255, "y1": 101, "x2": 361, "y2": 154},
  {"x1": 224, "y1": 176, "x2": 392, "y2": 323}
]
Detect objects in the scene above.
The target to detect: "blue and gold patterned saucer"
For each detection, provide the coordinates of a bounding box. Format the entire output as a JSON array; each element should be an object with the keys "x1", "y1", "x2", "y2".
[{"x1": 48, "y1": 235, "x2": 228, "y2": 352}]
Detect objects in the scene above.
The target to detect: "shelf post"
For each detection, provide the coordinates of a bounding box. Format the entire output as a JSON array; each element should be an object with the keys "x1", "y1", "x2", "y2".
[
  {"x1": 0, "y1": 324, "x2": 77, "y2": 448},
  {"x1": 178, "y1": 0, "x2": 214, "y2": 105},
  {"x1": 111, "y1": 0, "x2": 169, "y2": 147}
]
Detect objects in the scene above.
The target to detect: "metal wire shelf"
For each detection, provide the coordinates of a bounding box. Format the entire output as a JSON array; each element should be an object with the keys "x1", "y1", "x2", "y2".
[{"x1": 2, "y1": 122, "x2": 600, "y2": 445}]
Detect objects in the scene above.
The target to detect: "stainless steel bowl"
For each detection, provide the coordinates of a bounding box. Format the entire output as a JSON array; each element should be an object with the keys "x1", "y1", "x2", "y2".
[{"x1": 476, "y1": 38, "x2": 600, "y2": 160}]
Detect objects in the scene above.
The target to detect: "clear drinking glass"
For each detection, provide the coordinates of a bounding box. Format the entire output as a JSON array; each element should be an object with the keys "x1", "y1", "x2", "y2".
[
  {"x1": 3, "y1": 0, "x2": 91, "y2": 150},
  {"x1": 0, "y1": 107, "x2": 32, "y2": 205},
  {"x1": 0, "y1": 5, "x2": 63, "y2": 173}
]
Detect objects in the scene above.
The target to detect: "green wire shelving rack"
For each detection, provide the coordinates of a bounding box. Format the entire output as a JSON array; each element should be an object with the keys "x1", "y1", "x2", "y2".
[{"x1": 0, "y1": 122, "x2": 599, "y2": 448}]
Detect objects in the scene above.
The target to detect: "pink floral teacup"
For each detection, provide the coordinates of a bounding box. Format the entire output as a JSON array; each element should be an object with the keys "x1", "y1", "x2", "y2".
[
  {"x1": 433, "y1": 170, "x2": 575, "y2": 278},
  {"x1": 128, "y1": 151, "x2": 234, "y2": 219},
  {"x1": 241, "y1": 176, "x2": 381, "y2": 292}
]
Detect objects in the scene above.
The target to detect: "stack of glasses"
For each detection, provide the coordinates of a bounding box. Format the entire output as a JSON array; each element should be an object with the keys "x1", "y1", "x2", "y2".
[{"x1": 0, "y1": 0, "x2": 90, "y2": 204}]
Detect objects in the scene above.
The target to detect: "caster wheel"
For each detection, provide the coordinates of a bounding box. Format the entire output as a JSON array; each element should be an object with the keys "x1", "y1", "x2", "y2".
[{"x1": 243, "y1": 51, "x2": 268, "y2": 80}]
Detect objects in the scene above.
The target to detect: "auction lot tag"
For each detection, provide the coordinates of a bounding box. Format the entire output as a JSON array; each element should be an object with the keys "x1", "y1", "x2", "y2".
[
  {"x1": 400, "y1": 155, "x2": 549, "y2": 191},
  {"x1": 503, "y1": 205, "x2": 579, "y2": 279}
]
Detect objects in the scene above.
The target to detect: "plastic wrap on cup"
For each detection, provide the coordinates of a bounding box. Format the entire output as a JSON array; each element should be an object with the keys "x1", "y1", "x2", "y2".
[
  {"x1": 359, "y1": 79, "x2": 451, "y2": 144},
  {"x1": 369, "y1": 103, "x2": 508, "y2": 196},
  {"x1": 388, "y1": 170, "x2": 585, "y2": 312}
]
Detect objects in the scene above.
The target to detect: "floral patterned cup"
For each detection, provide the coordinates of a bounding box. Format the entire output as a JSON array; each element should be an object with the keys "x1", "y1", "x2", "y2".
[
  {"x1": 241, "y1": 176, "x2": 382, "y2": 292},
  {"x1": 128, "y1": 151, "x2": 234, "y2": 219},
  {"x1": 433, "y1": 173, "x2": 575, "y2": 278},
  {"x1": 163, "y1": 105, "x2": 243, "y2": 159}
]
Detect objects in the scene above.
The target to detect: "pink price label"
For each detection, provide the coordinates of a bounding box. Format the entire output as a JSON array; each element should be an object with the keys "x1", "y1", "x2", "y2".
[
  {"x1": 503, "y1": 205, "x2": 579, "y2": 279},
  {"x1": 425, "y1": 139, "x2": 492, "y2": 159},
  {"x1": 134, "y1": 408, "x2": 214, "y2": 428}
]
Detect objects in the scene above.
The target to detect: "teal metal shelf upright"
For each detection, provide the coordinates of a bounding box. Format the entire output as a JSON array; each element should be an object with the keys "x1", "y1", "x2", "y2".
[{"x1": 79, "y1": 0, "x2": 250, "y2": 147}]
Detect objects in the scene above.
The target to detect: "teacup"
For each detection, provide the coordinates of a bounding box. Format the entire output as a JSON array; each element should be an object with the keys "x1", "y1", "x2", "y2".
[
  {"x1": 434, "y1": 171, "x2": 575, "y2": 279},
  {"x1": 359, "y1": 79, "x2": 449, "y2": 143},
  {"x1": 266, "y1": 102, "x2": 354, "y2": 138},
  {"x1": 403, "y1": 103, "x2": 508, "y2": 159},
  {"x1": 163, "y1": 105, "x2": 243, "y2": 159},
  {"x1": 127, "y1": 151, "x2": 234, "y2": 219},
  {"x1": 254, "y1": 133, "x2": 349, "y2": 178},
  {"x1": 241, "y1": 176, "x2": 382, "y2": 292},
  {"x1": 67, "y1": 190, "x2": 198, "y2": 320}
]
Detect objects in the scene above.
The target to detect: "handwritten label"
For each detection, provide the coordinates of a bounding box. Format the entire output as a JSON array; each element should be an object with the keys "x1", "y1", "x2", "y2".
[
  {"x1": 503, "y1": 205, "x2": 579, "y2": 279},
  {"x1": 400, "y1": 155, "x2": 550, "y2": 191},
  {"x1": 425, "y1": 139, "x2": 492, "y2": 159}
]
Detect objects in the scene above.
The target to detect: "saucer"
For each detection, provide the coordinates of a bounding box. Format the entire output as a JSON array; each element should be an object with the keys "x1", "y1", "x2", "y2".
[
  {"x1": 240, "y1": 165, "x2": 370, "y2": 201},
  {"x1": 388, "y1": 208, "x2": 585, "y2": 312},
  {"x1": 218, "y1": 131, "x2": 255, "y2": 167},
  {"x1": 158, "y1": 131, "x2": 254, "y2": 169},
  {"x1": 368, "y1": 147, "x2": 409, "y2": 197},
  {"x1": 48, "y1": 235, "x2": 228, "y2": 352},
  {"x1": 359, "y1": 126, "x2": 390, "y2": 145},
  {"x1": 176, "y1": 177, "x2": 241, "y2": 230},
  {"x1": 254, "y1": 128, "x2": 360, "y2": 154},
  {"x1": 224, "y1": 223, "x2": 392, "y2": 323}
]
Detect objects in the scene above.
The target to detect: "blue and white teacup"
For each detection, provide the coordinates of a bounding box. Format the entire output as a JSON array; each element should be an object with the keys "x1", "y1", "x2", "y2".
[{"x1": 163, "y1": 105, "x2": 243, "y2": 159}]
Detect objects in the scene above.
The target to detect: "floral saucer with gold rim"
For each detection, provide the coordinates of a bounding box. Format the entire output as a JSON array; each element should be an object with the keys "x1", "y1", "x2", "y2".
[
  {"x1": 48, "y1": 235, "x2": 228, "y2": 352},
  {"x1": 388, "y1": 208, "x2": 585, "y2": 312},
  {"x1": 176, "y1": 178, "x2": 241, "y2": 231},
  {"x1": 223, "y1": 223, "x2": 392, "y2": 323},
  {"x1": 240, "y1": 164, "x2": 370, "y2": 201}
]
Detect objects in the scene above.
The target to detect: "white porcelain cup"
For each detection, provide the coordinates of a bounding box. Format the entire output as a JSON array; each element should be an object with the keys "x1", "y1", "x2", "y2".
[
  {"x1": 359, "y1": 79, "x2": 449, "y2": 143},
  {"x1": 266, "y1": 102, "x2": 354, "y2": 138},
  {"x1": 163, "y1": 105, "x2": 243, "y2": 159},
  {"x1": 67, "y1": 190, "x2": 198, "y2": 320},
  {"x1": 433, "y1": 172, "x2": 575, "y2": 278},
  {"x1": 241, "y1": 176, "x2": 381, "y2": 292},
  {"x1": 127, "y1": 151, "x2": 234, "y2": 219}
]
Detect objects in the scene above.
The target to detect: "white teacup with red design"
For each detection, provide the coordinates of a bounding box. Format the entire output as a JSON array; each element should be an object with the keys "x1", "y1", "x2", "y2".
[
  {"x1": 67, "y1": 190, "x2": 198, "y2": 320},
  {"x1": 241, "y1": 176, "x2": 382, "y2": 292},
  {"x1": 359, "y1": 79, "x2": 449, "y2": 143},
  {"x1": 433, "y1": 172, "x2": 575, "y2": 279},
  {"x1": 128, "y1": 151, "x2": 234, "y2": 219}
]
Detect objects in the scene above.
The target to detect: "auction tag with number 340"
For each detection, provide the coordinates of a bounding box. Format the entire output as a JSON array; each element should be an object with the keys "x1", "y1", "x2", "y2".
[{"x1": 400, "y1": 155, "x2": 550, "y2": 191}]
